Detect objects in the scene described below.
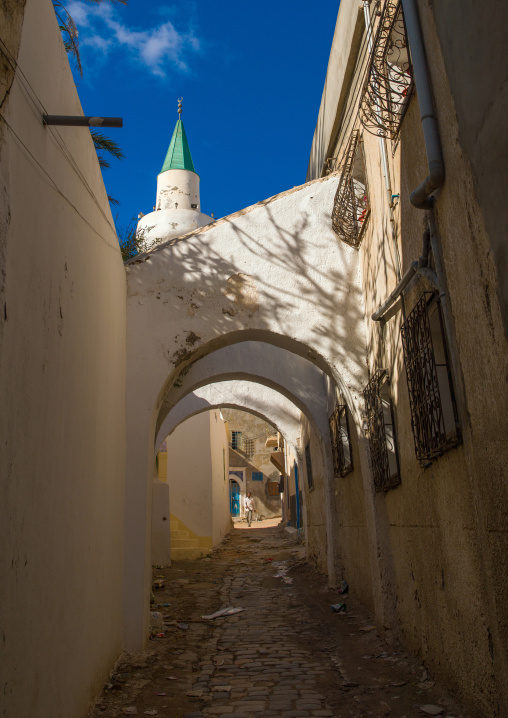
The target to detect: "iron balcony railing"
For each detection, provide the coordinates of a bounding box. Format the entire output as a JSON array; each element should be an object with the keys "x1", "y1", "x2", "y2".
[
  {"x1": 331, "y1": 130, "x2": 370, "y2": 248},
  {"x1": 359, "y1": 0, "x2": 414, "y2": 141}
]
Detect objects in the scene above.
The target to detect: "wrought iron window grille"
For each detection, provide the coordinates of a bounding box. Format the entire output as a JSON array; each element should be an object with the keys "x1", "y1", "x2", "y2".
[
  {"x1": 359, "y1": 0, "x2": 414, "y2": 141},
  {"x1": 305, "y1": 443, "x2": 314, "y2": 490},
  {"x1": 363, "y1": 369, "x2": 400, "y2": 491},
  {"x1": 329, "y1": 404, "x2": 354, "y2": 477},
  {"x1": 231, "y1": 431, "x2": 243, "y2": 451},
  {"x1": 331, "y1": 130, "x2": 370, "y2": 248},
  {"x1": 401, "y1": 293, "x2": 461, "y2": 461}
]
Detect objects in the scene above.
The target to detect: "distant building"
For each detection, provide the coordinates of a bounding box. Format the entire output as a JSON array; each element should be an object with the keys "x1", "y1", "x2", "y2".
[{"x1": 222, "y1": 409, "x2": 282, "y2": 521}]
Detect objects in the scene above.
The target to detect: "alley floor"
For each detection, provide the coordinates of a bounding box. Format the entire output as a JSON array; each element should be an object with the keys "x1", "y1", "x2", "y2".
[{"x1": 89, "y1": 522, "x2": 467, "y2": 718}]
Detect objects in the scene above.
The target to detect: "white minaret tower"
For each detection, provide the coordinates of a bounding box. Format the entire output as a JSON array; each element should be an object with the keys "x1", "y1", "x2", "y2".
[{"x1": 136, "y1": 99, "x2": 212, "y2": 252}]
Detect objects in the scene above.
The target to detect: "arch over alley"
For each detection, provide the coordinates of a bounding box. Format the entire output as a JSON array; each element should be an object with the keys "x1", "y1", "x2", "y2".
[{"x1": 122, "y1": 175, "x2": 384, "y2": 651}]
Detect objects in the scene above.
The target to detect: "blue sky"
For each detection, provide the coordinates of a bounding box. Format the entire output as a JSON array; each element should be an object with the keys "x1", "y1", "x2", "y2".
[{"x1": 68, "y1": 0, "x2": 339, "y2": 235}]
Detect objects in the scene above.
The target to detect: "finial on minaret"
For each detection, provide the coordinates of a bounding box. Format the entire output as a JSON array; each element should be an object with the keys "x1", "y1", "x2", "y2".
[{"x1": 177, "y1": 97, "x2": 183, "y2": 117}]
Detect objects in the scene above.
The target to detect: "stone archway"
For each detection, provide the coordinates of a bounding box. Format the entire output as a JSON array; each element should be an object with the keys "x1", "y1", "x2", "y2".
[
  {"x1": 123, "y1": 175, "x2": 380, "y2": 651},
  {"x1": 156, "y1": 383, "x2": 304, "y2": 449}
]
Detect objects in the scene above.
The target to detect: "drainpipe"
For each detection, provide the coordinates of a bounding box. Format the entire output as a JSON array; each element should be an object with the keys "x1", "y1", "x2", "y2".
[
  {"x1": 401, "y1": 0, "x2": 444, "y2": 208},
  {"x1": 371, "y1": 223, "x2": 438, "y2": 321},
  {"x1": 371, "y1": 0, "x2": 445, "y2": 321}
]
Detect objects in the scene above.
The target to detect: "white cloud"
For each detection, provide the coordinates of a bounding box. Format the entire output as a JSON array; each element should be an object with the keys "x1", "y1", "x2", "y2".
[{"x1": 66, "y1": 2, "x2": 200, "y2": 77}]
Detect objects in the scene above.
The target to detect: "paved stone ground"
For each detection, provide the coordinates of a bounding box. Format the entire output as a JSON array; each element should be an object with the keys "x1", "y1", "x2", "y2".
[{"x1": 89, "y1": 522, "x2": 468, "y2": 718}]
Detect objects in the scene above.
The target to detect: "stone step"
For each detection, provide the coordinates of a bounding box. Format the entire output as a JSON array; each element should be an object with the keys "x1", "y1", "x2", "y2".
[
  {"x1": 171, "y1": 537, "x2": 200, "y2": 548},
  {"x1": 170, "y1": 529, "x2": 190, "y2": 540},
  {"x1": 170, "y1": 546, "x2": 211, "y2": 561}
]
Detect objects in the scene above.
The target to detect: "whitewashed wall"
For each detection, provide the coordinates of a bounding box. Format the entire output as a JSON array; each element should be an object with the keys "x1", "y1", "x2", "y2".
[
  {"x1": 166, "y1": 411, "x2": 231, "y2": 548},
  {"x1": 0, "y1": 1, "x2": 127, "y2": 717}
]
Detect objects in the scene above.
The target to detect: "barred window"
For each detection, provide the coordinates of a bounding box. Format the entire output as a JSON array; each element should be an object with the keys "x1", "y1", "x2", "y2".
[
  {"x1": 231, "y1": 431, "x2": 243, "y2": 451},
  {"x1": 401, "y1": 293, "x2": 461, "y2": 461},
  {"x1": 359, "y1": 0, "x2": 414, "y2": 141},
  {"x1": 363, "y1": 370, "x2": 400, "y2": 491},
  {"x1": 329, "y1": 404, "x2": 353, "y2": 477},
  {"x1": 305, "y1": 443, "x2": 314, "y2": 490},
  {"x1": 331, "y1": 130, "x2": 370, "y2": 248}
]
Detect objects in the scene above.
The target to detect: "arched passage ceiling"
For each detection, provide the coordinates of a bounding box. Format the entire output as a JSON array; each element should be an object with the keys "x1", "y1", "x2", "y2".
[
  {"x1": 157, "y1": 341, "x2": 331, "y2": 440},
  {"x1": 156, "y1": 381, "x2": 303, "y2": 449}
]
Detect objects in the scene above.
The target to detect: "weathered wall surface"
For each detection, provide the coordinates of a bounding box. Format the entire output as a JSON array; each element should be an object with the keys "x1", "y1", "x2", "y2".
[
  {"x1": 432, "y1": 0, "x2": 508, "y2": 336},
  {"x1": 325, "y1": 379, "x2": 373, "y2": 611},
  {"x1": 209, "y1": 410, "x2": 232, "y2": 544},
  {"x1": 0, "y1": 1, "x2": 127, "y2": 716},
  {"x1": 300, "y1": 415, "x2": 329, "y2": 575},
  {"x1": 166, "y1": 412, "x2": 214, "y2": 541},
  {"x1": 311, "y1": 1, "x2": 508, "y2": 714},
  {"x1": 152, "y1": 479, "x2": 172, "y2": 565},
  {"x1": 221, "y1": 408, "x2": 281, "y2": 518}
]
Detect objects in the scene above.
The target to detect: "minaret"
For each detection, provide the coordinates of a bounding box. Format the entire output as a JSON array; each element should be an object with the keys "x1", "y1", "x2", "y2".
[{"x1": 136, "y1": 99, "x2": 212, "y2": 253}]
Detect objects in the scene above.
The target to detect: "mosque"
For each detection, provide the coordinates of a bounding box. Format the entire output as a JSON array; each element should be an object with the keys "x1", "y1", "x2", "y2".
[{"x1": 136, "y1": 100, "x2": 213, "y2": 253}]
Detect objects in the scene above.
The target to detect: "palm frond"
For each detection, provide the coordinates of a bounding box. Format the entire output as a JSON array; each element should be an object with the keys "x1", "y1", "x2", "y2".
[
  {"x1": 53, "y1": 1, "x2": 83, "y2": 76},
  {"x1": 118, "y1": 217, "x2": 142, "y2": 261},
  {"x1": 108, "y1": 195, "x2": 120, "y2": 206},
  {"x1": 90, "y1": 130, "x2": 125, "y2": 161}
]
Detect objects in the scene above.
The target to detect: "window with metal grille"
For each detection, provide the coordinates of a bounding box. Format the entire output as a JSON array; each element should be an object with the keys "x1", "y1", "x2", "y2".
[
  {"x1": 231, "y1": 431, "x2": 243, "y2": 451},
  {"x1": 305, "y1": 443, "x2": 314, "y2": 490},
  {"x1": 401, "y1": 293, "x2": 461, "y2": 461},
  {"x1": 363, "y1": 370, "x2": 400, "y2": 490},
  {"x1": 359, "y1": 0, "x2": 414, "y2": 141},
  {"x1": 244, "y1": 438, "x2": 255, "y2": 456},
  {"x1": 329, "y1": 404, "x2": 353, "y2": 477},
  {"x1": 331, "y1": 130, "x2": 370, "y2": 248}
]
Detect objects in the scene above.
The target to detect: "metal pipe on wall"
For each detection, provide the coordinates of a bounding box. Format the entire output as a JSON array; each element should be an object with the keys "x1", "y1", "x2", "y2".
[{"x1": 401, "y1": 0, "x2": 444, "y2": 208}]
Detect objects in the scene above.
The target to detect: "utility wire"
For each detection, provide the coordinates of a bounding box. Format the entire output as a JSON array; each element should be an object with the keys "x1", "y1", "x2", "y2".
[
  {"x1": 0, "y1": 112, "x2": 117, "y2": 249},
  {"x1": 0, "y1": 35, "x2": 118, "y2": 236}
]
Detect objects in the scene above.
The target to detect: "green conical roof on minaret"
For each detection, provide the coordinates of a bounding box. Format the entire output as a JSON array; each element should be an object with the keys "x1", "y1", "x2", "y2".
[{"x1": 160, "y1": 117, "x2": 196, "y2": 174}]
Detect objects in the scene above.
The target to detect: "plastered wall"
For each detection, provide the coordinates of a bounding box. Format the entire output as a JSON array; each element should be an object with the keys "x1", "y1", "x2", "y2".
[
  {"x1": 0, "y1": 1, "x2": 127, "y2": 716},
  {"x1": 166, "y1": 411, "x2": 231, "y2": 548},
  {"x1": 300, "y1": 414, "x2": 329, "y2": 575}
]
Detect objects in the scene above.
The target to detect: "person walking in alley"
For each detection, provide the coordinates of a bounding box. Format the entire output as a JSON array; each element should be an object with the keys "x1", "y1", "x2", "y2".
[{"x1": 245, "y1": 492, "x2": 255, "y2": 526}]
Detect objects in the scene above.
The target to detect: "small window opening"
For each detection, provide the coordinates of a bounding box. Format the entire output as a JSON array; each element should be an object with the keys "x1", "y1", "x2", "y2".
[
  {"x1": 231, "y1": 431, "x2": 243, "y2": 451},
  {"x1": 401, "y1": 293, "x2": 461, "y2": 461},
  {"x1": 267, "y1": 481, "x2": 280, "y2": 496},
  {"x1": 363, "y1": 369, "x2": 400, "y2": 491},
  {"x1": 329, "y1": 404, "x2": 353, "y2": 477}
]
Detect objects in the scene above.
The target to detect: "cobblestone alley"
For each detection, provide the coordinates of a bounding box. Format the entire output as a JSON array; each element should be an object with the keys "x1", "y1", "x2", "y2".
[{"x1": 90, "y1": 523, "x2": 467, "y2": 718}]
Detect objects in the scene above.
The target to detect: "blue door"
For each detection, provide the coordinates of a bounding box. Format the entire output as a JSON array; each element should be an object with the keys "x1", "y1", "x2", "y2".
[{"x1": 229, "y1": 480, "x2": 240, "y2": 516}]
